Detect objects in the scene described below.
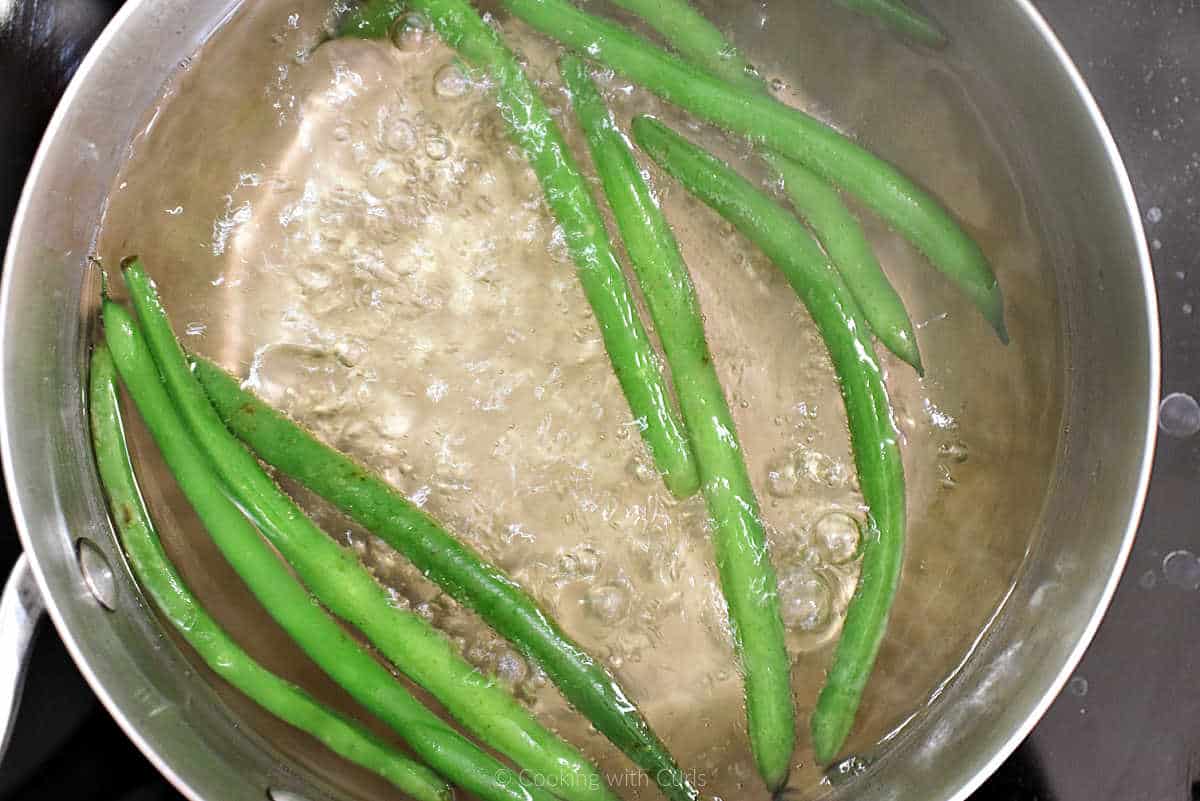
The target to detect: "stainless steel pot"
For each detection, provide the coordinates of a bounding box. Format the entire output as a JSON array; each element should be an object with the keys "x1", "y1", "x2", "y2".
[{"x1": 0, "y1": 1, "x2": 1158, "y2": 800}]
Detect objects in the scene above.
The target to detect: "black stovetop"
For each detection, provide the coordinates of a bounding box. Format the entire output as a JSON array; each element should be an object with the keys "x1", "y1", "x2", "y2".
[{"x1": 0, "y1": 1, "x2": 1196, "y2": 800}]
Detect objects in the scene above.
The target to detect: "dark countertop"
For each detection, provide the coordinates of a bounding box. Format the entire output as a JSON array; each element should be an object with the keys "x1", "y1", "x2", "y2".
[{"x1": 0, "y1": 1, "x2": 1197, "y2": 800}]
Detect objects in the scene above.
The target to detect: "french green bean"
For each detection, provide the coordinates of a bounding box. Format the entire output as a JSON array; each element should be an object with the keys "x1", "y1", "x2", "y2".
[
  {"x1": 632, "y1": 116, "x2": 906, "y2": 765},
  {"x1": 836, "y1": 0, "x2": 948, "y2": 49},
  {"x1": 88, "y1": 344, "x2": 451, "y2": 801},
  {"x1": 763, "y1": 152, "x2": 922, "y2": 373},
  {"x1": 118, "y1": 259, "x2": 613, "y2": 801},
  {"x1": 336, "y1": 0, "x2": 406, "y2": 38},
  {"x1": 607, "y1": 0, "x2": 760, "y2": 92},
  {"x1": 559, "y1": 54, "x2": 794, "y2": 790},
  {"x1": 101, "y1": 301, "x2": 558, "y2": 801},
  {"x1": 502, "y1": 0, "x2": 1007, "y2": 342}
]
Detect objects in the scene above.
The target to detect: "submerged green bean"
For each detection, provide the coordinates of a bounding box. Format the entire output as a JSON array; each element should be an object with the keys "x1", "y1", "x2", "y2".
[
  {"x1": 836, "y1": 0, "x2": 948, "y2": 49},
  {"x1": 119, "y1": 259, "x2": 612, "y2": 801},
  {"x1": 88, "y1": 345, "x2": 451, "y2": 801},
  {"x1": 502, "y1": 0, "x2": 1006, "y2": 342},
  {"x1": 607, "y1": 0, "x2": 760, "y2": 91},
  {"x1": 392, "y1": 0, "x2": 699, "y2": 499},
  {"x1": 632, "y1": 116, "x2": 906, "y2": 765},
  {"x1": 764, "y1": 152, "x2": 922, "y2": 372},
  {"x1": 560, "y1": 54, "x2": 794, "y2": 790},
  {"x1": 336, "y1": 0, "x2": 406, "y2": 38},
  {"x1": 193, "y1": 356, "x2": 701, "y2": 801},
  {"x1": 587, "y1": 0, "x2": 923, "y2": 371},
  {"x1": 101, "y1": 301, "x2": 556, "y2": 801}
]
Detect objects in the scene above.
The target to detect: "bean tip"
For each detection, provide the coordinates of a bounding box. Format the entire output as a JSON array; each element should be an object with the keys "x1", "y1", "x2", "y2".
[
  {"x1": 762, "y1": 768, "x2": 791, "y2": 797},
  {"x1": 91, "y1": 258, "x2": 111, "y2": 301},
  {"x1": 119, "y1": 255, "x2": 141, "y2": 272},
  {"x1": 993, "y1": 317, "x2": 1010, "y2": 346}
]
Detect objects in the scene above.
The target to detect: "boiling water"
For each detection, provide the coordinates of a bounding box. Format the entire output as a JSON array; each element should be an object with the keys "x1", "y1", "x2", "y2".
[{"x1": 95, "y1": 1, "x2": 1064, "y2": 799}]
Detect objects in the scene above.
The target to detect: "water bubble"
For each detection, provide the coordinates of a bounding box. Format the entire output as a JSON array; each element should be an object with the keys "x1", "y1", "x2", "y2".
[
  {"x1": 425, "y1": 136, "x2": 451, "y2": 160},
  {"x1": 1146, "y1": 206, "x2": 1163, "y2": 223},
  {"x1": 770, "y1": 77, "x2": 786, "y2": 93},
  {"x1": 813, "y1": 512, "x2": 861, "y2": 565},
  {"x1": 1158, "y1": 392, "x2": 1200, "y2": 438},
  {"x1": 923, "y1": 398, "x2": 958, "y2": 430},
  {"x1": 1163, "y1": 550, "x2": 1200, "y2": 590},
  {"x1": 585, "y1": 583, "x2": 630, "y2": 624},
  {"x1": 829, "y1": 755, "x2": 869, "y2": 783},
  {"x1": 798, "y1": 449, "x2": 849, "y2": 488},
  {"x1": 434, "y1": 63, "x2": 471, "y2": 98},
  {"x1": 333, "y1": 335, "x2": 364, "y2": 366},
  {"x1": 184, "y1": 321, "x2": 207, "y2": 337},
  {"x1": 248, "y1": 344, "x2": 355, "y2": 416},
  {"x1": 1139, "y1": 569, "x2": 1157, "y2": 589},
  {"x1": 558, "y1": 552, "x2": 580, "y2": 576},
  {"x1": 495, "y1": 647, "x2": 529, "y2": 685},
  {"x1": 938, "y1": 464, "x2": 957, "y2": 490},
  {"x1": 546, "y1": 224, "x2": 572, "y2": 264},
  {"x1": 938, "y1": 440, "x2": 969, "y2": 463},
  {"x1": 627, "y1": 455, "x2": 657, "y2": 484},
  {"x1": 777, "y1": 566, "x2": 831, "y2": 632},
  {"x1": 333, "y1": 122, "x2": 352, "y2": 142},
  {"x1": 1184, "y1": 303, "x2": 1194, "y2": 316},
  {"x1": 390, "y1": 12, "x2": 432, "y2": 52},
  {"x1": 294, "y1": 263, "x2": 332, "y2": 292},
  {"x1": 559, "y1": 546, "x2": 599, "y2": 580},
  {"x1": 382, "y1": 118, "x2": 416, "y2": 152},
  {"x1": 1068, "y1": 676, "x2": 1088, "y2": 696},
  {"x1": 365, "y1": 160, "x2": 403, "y2": 198},
  {"x1": 766, "y1": 456, "x2": 800, "y2": 498}
]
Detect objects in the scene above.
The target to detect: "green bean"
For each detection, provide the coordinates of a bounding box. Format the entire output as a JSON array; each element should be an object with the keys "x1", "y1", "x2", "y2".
[
  {"x1": 117, "y1": 260, "x2": 611, "y2": 801},
  {"x1": 193, "y1": 356, "x2": 701, "y2": 801},
  {"x1": 763, "y1": 153, "x2": 922, "y2": 373},
  {"x1": 502, "y1": 0, "x2": 1007, "y2": 342},
  {"x1": 100, "y1": 301, "x2": 558, "y2": 801},
  {"x1": 632, "y1": 116, "x2": 906, "y2": 765},
  {"x1": 835, "y1": 0, "x2": 948, "y2": 49},
  {"x1": 337, "y1": 0, "x2": 406, "y2": 38},
  {"x1": 606, "y1": 0, "x2": 760, "y2": 92},
  {"x1": 559, "y1": 54, "x2": 793, "y2": 789},
  {"x1": 394, "y1": 0, "x2": 700, "y2": 499},
  {"x1": 88, "y1": 345, "x2": 451, "y2": 801},
  {"x1": 583, "y1": 0, "x2": 922, "y2": 371}
]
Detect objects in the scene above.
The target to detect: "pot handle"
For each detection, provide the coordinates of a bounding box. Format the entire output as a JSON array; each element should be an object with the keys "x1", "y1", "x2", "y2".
[{"x1": 0, "y1": 553, "x2": 46, "y2": 761}]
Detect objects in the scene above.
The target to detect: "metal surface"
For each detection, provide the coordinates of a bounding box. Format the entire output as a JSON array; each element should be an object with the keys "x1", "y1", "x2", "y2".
[
  {"x1": 0, "y1": 554, "x2": 46, "y2": 763},
  {"x1": 983, "y1": 4, "x2": 1200, "y2": 799},
  {"x1": 0, "y1": 3, "x2": 319, "y2": 799},
  {"x1": 0, "y1": 3, "x2": 1159, "y2": 801}
]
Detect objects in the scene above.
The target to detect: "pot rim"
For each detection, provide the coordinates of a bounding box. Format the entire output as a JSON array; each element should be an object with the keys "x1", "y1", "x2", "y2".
[{"x1": 0, "y1": 2, "x2": 1160, "y2": 800}]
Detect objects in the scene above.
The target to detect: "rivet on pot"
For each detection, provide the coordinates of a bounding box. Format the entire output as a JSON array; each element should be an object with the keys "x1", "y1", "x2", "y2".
[{"x1": 76, "y1": 538, "x2": 117, "y2": 611}]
